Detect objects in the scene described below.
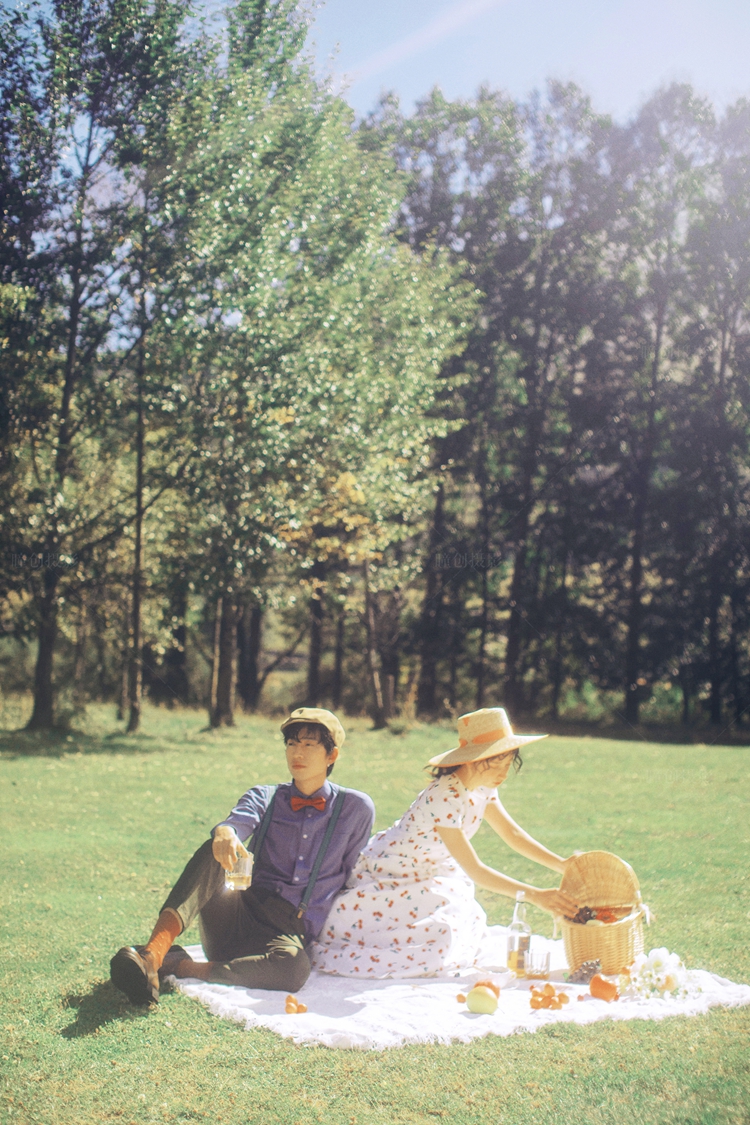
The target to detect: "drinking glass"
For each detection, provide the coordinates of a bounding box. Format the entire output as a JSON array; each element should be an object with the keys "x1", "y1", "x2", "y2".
[
  {"x1": 525, "y1": 947, "x2": 551, "y2": 980},
  {"x1": 225, "y1": 853, "x2": 253, "y2": 891}
]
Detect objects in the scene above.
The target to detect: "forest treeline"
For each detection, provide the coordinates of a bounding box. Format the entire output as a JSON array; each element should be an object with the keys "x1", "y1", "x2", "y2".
[{"x1": 2, "y1": 0, "x2": 750, "y2": 735}]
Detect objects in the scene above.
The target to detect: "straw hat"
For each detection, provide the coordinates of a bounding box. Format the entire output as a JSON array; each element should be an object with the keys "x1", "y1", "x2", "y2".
[
  {"x1": 281, "y1": 707, "x2": 345, "y2": 748},
  {"x1": 427, "y1": 707, "x2": 547, "y2": 768}
]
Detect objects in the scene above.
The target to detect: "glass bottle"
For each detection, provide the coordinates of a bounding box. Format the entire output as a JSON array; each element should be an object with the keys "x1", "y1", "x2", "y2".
[{"x1": 507, "y1": 889, "x2": 531, "y2": 974}]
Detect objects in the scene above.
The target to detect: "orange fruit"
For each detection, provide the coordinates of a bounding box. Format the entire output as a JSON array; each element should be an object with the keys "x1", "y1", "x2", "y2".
[
  {"x1": 530, "y1": 995, "x2": 544, "y2": 1009},
  {"x1": 559, "y1": 992, "x2": 570, "y2": 1005},
  {"x1": 590, "y1": 974, "x2": 619, "y2": 1002},
  {"x1": 456, "y1": 993, "x2": 467, "y2": 1003},
  {"x1": 296, "y1": 1002, "x2": 307, "y2": 1013},
  {"x1": 542, "y1": 983, "x2": 556, "y2": 997}
]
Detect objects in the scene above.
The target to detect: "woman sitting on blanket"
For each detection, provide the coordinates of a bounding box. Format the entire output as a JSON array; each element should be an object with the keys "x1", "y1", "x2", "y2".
[{"x1": 312, "y1": 707, "x2": 579, "y2": 978}]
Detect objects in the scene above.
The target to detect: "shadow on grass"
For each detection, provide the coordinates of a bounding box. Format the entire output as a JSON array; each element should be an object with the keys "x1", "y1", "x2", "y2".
[
  {"x1": 60, "y1": 979, "x2": 154, "y2": 1037},
  {"x1": 516, "y1": 715, "x2": 750, "y2": 746},
  {"x1": 0, "y1": 726, "x2": 183, "y2": 759},
  {"x1": 3, "y1": 712, "x2": 748, "y2": 757}
]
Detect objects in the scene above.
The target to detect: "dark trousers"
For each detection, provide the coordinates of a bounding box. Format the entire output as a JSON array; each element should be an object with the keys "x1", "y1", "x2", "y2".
[{"x1": 161, "y1": 840, "x2": 311, "y2": 992}]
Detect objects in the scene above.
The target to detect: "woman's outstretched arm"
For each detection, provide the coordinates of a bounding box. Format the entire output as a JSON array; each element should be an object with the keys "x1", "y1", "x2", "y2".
[
  {"x1": 436, "y1": 826, "x2": 579, "y2": 917},
  {"x1": 482, "y1": 799, "x2": 567, "y2": 874}
]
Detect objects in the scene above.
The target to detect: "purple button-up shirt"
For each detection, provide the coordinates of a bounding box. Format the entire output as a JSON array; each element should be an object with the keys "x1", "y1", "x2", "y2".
[{"x1": 213, "y1": 780, "x2": 375, "y2": 941}]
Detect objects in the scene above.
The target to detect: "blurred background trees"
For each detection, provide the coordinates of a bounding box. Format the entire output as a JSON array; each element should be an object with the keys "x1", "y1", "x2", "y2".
[{"x1": 2, "y1": 0, "x2": 750, "y2": 735}]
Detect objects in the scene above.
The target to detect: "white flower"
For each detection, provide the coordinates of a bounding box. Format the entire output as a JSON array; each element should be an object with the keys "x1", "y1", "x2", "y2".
[
  {"x1": 662, "y1": 972, "x2": 679, "y2": 994},
  {"x1": 644, "y1": 948, "x2": 671, "y2": 974},
  {"x1": 621, "y1": 947, "x2": 698, "y2": 1001}
]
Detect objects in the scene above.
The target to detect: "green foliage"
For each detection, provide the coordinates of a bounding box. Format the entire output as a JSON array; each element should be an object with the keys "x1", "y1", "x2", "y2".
[
  {"x1": 164, "y1": 60, "x2": 471, "y2": 571},
  {"x1": 3, "y1": 0, "x2": 750, "y2": 733},
  {"x1": 0, "y1": 0, "x2": 470, "y2": 727},
  {"x1": 374, "y1": 80, "x2": 750, "y2": 725}
]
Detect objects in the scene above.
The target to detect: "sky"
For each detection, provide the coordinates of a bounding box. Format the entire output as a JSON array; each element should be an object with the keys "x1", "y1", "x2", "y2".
[{"x1": 308, "y1": 0, "x2": 750, "y2": 122}]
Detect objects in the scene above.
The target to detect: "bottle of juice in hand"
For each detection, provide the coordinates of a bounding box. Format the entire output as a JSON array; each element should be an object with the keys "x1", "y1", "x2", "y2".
[{"x1": 507, "y1": 890, "x2": 531, "y2": 974}]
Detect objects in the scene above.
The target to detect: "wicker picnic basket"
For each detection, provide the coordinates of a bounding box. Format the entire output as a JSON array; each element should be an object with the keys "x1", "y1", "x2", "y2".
[{"x1": 559, "y1": 851, "x2": 648, "y2": 974}]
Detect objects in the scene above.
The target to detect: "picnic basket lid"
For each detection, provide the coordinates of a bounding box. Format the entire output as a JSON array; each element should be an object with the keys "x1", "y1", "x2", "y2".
[{"x1": 560, "y1": 850, "x2": 641, "y2": 910}]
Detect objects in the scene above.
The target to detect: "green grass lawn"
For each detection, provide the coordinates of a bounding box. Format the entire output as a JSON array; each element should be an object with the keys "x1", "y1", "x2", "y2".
[{"x1": 1, "y1": 702, "x2": 749, "y2": 1125}]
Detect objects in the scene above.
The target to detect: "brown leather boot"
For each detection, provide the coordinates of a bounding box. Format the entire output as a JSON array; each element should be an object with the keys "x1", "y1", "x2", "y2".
[{"x1": 110, "y1": 946, "x2": 160, "y2": 1005}]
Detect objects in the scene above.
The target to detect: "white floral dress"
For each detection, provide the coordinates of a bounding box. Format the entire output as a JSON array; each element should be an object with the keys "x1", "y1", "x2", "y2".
[{"x1": 311, "y1": 775, "x2": 501, "y2": 978}]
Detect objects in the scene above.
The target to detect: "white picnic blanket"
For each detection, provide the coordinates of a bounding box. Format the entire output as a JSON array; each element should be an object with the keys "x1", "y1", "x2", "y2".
[{"x1": 170, "y1": 931, "x2": 750, "y2": 1051}]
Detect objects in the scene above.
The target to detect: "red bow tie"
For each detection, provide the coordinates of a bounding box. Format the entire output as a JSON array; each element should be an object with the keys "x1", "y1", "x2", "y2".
[{"x1": 290, "y1": 795, "x2": 326, "y2": 812}]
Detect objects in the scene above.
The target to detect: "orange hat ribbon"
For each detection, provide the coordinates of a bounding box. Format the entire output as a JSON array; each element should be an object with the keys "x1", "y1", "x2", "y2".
[{"x1": 471, "y1": 729, "x2": 507, "y2": 744}]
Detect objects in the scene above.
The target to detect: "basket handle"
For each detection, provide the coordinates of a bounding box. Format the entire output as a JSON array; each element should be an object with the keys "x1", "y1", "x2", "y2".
[{"x1": 634, "y1": 890, "x2": 652, "y2": 925}]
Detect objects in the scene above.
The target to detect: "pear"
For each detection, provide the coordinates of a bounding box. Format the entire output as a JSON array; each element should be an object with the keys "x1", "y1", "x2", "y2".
[{"x1": 466, "y1": 985, "x2": 499, "y2": 1014}]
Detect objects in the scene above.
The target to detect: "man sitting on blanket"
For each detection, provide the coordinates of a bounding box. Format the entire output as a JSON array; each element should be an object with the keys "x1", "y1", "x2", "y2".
[{"x1": 110, "y1": 708, "x2": 375, "y2": 1006}]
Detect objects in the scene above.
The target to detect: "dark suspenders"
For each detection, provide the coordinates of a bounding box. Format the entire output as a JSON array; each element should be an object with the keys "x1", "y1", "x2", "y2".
[
  {"x1": 249, "y1": 783, "x2": 348, "y2": 919},
  {"x1": 249, "y1": 785, "x2": 278, "y2": 860},
  {"x1": 297, "y1": 785, "x2": 347, "y2": 919}
]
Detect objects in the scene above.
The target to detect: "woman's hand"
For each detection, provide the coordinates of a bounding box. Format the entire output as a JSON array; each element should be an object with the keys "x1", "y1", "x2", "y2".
[
  {"x1": 212, "y1": 826, "x2": 249, "y2": 871},
  {"x1": 435, "y1": 827, "x2": 581, "y2": 917},
  {"x1": 527, "y1": 886, "x2": 579, "y2": 917}
]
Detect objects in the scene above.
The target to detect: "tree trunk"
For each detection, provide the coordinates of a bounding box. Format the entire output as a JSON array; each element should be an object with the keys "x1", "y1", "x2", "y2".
[
  {"x1": 26, "y1": 147, "x2": 91, "y2": 732},
  {"x1": 164, "y1": 578, "x2": 190, "y2": 706},
  {"x1": 503, "y1": 324, "x2": 555, "y2": 715},
  {"x1": 332, "y1": 605, "x2": 345, "y2": 711},
  {"x1": 550, "y1": 549, "x2": 570, "y2": 720},
  {"x1": 90, "y1": 604, "x2": 110, "y2": 701},
  {"x1": 623, "y1": 492, "x2": 646, "y2": 726},
  {"x1": 117, "y1": 634, "x2": 129, "y2": 721},
  {"x1": 383, "y1": 675, "x2": 395, "y2": 720},
  {"x1": 679, "y1": 668, "x2": 691, "y2": 726},
  {"x1": 127, "y1": 339, "x2": 145, "y2": 734},
  {"x1": 376, "y1": 591, "x2": 401, "y2": 721},
  {"x1": 237, "y1": 602, "x2": 263, "y2": 712},
  {"x1": 504, "y1": 535, "x2": 529, "y2": 714},
  {"x1": 476, "y1": 565, "x2": 489, "y2": 709},
  {"x1": 730, "y1": 593, "x2": 741, "y2": 727},
  {"x1": 503, "y1": 414, "x2": 545, "y2": 714},
  {"x1": 363, "y1": 563, "x2": 386, "y2": 728},
  {"x1": 623, "y1": 292, "x2": 666, "y2": 725},
  {"x1": 306, "y1": 563, "x2": 325, "y2": 706},
  {"x1": 27, "y1": 567, "x2": 59, "y2": 730},
  {"x1": 475, "y1": 440, "x2": 491, "y2": 709},
  {"x1": 209, "y1": 595, "x2": 222, "y2": 726},
  {"x1": 72, "y1": 594, "x2": 88, "y2": 713},
  {"x1": 707, "y1": 575, "x2": 722, "y2": 726},
  {"x1": 417, "y1": 483, "x2": 445, "y2": 716},
  {"x1": 379, "y1": 649, "x2": 399, "y2": 722},
  {"x1": 214, "y1": 597, "x2": 237, "y2": 727},
  {"x1": 448, "y1": 587, "x2": 461, "y2": 711}
]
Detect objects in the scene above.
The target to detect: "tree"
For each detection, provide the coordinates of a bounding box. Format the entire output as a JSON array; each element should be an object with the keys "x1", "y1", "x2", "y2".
[
  {"x1": 595, "y1": 86, "x2": 713, "y2": 723},
  {"x1": 387, "y1": 83, "x2": 619, "y2": 716},
  {"x1": 0, "y1": 0, "x2": 199, "y2": 729},
  {"x1": 667, "y1": 98, "x2": 750, "y2": 726},
  {"x1": 156, "y1": 20, "x2": 472, "y2": 725}
]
